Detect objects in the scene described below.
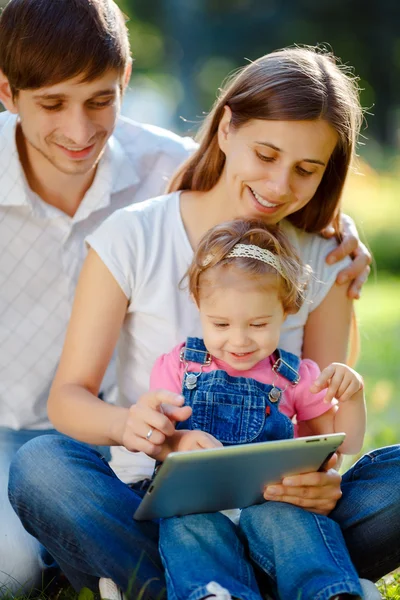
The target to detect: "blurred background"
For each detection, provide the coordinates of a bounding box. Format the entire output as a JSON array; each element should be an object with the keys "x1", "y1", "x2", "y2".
[
  {"x1": 119, "y1": 0, "x2": 400, "y2": 457},
  {"x1": 0, "y1": 0, "x2": 398, "y2": 452}
]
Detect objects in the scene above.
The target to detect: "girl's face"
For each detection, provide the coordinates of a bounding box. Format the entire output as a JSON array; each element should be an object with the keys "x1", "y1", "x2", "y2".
[
  {"x1": 198, "y1": 270, "x2": 286, "y2": 371},
  {"x1": 217, "y1": 108, "x2": 338, "y2": 224}
]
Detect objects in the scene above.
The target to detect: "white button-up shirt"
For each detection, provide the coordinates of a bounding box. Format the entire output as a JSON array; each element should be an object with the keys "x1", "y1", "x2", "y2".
[{"x1": 0, "y1": 111, "x2": 196, "y2": 430}]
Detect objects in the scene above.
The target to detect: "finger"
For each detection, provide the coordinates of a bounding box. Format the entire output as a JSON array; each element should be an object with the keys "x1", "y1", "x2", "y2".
[
  {"x1": 321, "y1": 453, "x2": 339, "y2": 472},
  {"x1": 162, "y1": 404, "x2": 192, "y2": 423},
  {"x1": 281, "y1": 467, "x2": 341, "y2": 489},
  {"x1": 312, "y1": 364, "x2": 336, "y2": 389},
  {"x1": 140, "y1": 390, "x2": 185, "y2": 411},
  {"x1": 347, "y1": 265, "x2": 371, "y2": 299},
  {"x1": 263, "y1": 494, "x2": 338, "y2": 514},
  {"x1": 320, "y1": 224, "x2": 336, "y2": 239},
  {"x1": 137, "y1": 406, "x2": 178, "y2": 437},
  {"x1": 336, "y1": 255, "x2": 370, "y2": 286},
  {"x1": 326, "y1": 235, "x2": 358, "y2": 265}
]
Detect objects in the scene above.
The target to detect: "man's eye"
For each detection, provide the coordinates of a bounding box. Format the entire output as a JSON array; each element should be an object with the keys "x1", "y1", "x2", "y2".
[
  {"x1": 41, "y1": 104, "x2": 62, "y2": 111},
  {"x1": 89, "y1": 99, "x2": 114, "y2": 109}
]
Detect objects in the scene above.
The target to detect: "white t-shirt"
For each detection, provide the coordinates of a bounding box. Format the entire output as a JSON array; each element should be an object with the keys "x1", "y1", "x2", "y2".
[
  {"x1": 87, "y1": 191, "x2": 351, "y2": 483},
  {"x1": 0, "y1": 112, "x2": 196, "y2": 430}
]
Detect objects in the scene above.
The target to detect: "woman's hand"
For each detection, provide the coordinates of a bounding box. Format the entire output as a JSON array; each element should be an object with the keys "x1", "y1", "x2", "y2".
[
  {"x1": 322, "y1": 214, "x2": 371, "y2": 300},
  {"x1": 263, "y1": 453, "x2": 342, "y2": 515},
  {"x1": 310, "y1": 363, "x2": 364, "y2": 404},
  {"x1": 120, "y1": 390, "x2": 192, "y2": 457}
]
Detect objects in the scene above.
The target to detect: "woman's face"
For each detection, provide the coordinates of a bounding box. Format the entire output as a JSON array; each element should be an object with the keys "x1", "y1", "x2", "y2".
[{"x1": 217, "y1": 108, "x2": 338, "y2": 224}]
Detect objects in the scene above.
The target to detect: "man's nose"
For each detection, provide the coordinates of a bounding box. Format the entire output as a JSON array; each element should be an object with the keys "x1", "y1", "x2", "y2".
[{"x1": 60, "y1": 108, "x2": 97, "y2": 147}]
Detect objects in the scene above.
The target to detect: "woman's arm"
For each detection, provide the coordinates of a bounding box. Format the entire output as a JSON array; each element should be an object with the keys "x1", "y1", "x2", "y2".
[
  {"x1": 264, "y1": 281, "x2": 355, "y2": 514},
  {"x1": 302, "y1": 281, "x2": 353, "y2": 369},
  {"x1": 48, "y1": 249, "x2": 188, "y2": 453}
]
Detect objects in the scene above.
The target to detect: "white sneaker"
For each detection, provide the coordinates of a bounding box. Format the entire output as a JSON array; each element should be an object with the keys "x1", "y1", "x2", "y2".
[
  {"x1": 203, "y1": 581, "x2": 233, "y2": 600},
  {"x1": 359, "y1": 578, "x2": 382, "y2": 600},
  {"x1": 99, "y1": 578, "x2": 126, "y2": 600}
]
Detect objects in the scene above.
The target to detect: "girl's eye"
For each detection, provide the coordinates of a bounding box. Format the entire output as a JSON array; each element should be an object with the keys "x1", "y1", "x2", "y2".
[
  {"x1": 296, "y1": 166, "x2": 314, "y2": 177},
  {"x1": 256, "y1": 151, "x2": 274, "y2": 163},
  {"x1": 213, "y1": 323, "x2": 229, "y2": 329},
  {"x1": 251, "y1": 323, "x2": 267, "y2": 328}
]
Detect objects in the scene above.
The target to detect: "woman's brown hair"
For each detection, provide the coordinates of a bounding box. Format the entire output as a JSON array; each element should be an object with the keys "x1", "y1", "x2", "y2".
[{"x1": 168, "y1": 46, "x2": 363, "y2": 236}]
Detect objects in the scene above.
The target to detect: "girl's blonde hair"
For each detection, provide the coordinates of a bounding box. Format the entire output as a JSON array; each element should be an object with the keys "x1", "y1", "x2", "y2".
[
  {"x1": 168, "y1": 46, "x2": 363, "y2": 236},
  {"x1": 187, "y1": 219, "x2": 311, "y2": 314}
]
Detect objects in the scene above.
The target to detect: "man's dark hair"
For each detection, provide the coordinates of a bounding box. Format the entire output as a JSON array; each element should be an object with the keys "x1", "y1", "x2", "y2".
[{"x1": 0, "y1": 0, "x2": 131, "y2": 94}]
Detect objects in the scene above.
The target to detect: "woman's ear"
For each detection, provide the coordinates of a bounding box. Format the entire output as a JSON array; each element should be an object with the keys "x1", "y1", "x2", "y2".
[
  {"x1": 190, "y1": 293, "x2": 199, "y2": 309},
  {"x1": 0, "y1": 71, "x2": 18, "y2": 113},
  {"x1": 217, "y1": 105, "x2": 232, "y2": 154}
]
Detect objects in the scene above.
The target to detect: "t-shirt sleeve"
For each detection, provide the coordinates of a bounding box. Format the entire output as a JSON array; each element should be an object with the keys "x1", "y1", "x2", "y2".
[
  {"x1": 149, "y1": 343, "x2": 185, "y2": 394},
  {"x1": 293, "y1": 359, "x2": 332, "y2": 422},
  {"x1": 305, "y1": 234, "x2": 352, "y2": 312},
  {"x1": 85, "y1": 208, "x2": 140, "y2": 303}
]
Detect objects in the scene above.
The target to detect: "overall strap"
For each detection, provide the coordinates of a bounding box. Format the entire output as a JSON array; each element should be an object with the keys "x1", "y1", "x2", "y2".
[
  {"x1": 180, "y1": 337, "x2": 211, "y2": 366},
  {"x1": 272, "y1": 348, "x2": 301, "y2": 385}
]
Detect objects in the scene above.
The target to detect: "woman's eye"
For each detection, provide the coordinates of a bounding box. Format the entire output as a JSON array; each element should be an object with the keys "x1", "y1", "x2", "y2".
[
  {"x1": 296, "y1": 166, "x2": 314, "y2": 177},
  {"x1": 256, "y1": 151, "x2": 274, "y2": 163}
]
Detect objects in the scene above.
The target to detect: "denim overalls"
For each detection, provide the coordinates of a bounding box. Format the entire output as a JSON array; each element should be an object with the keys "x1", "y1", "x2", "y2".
[{"x1": 176, "y1": 336, "x2": 301, "y2": 445}]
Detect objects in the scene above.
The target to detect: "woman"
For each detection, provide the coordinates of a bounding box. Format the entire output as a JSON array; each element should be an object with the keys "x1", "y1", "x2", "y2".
[{"x1": 9, "y1": 47, "x2": 400, "y2": 600}]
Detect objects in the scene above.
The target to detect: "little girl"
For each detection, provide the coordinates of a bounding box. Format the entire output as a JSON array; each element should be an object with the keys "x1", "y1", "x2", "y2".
[{"x1": 150, "y1": 219, "x2": 367, "y2": 600}]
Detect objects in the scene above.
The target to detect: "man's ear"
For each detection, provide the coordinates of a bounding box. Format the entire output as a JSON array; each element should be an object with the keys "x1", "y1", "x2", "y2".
[
  {"x1": 0, "y1": 70, "x2": 18, "y2": 113},
  {"x1": 122, "y1": 60, "x2": 132, "y2": 93}
]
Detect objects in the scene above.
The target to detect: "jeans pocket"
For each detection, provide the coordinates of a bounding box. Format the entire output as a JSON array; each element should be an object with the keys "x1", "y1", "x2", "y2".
[{"x1": 192, "y1": 392, "x2": 265, "y2": 444}]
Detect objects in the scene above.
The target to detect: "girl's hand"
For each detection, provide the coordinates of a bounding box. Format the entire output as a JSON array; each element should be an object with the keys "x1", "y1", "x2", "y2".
[
  {"x1": 121, "y1": 390, "x2": 192, "y2": 456},
  {"x1": 263, "y1": 453, "x2": 342, "y2": 515},
  {"x1": 151, "y1": 429, "x2": 222, "y2": 461},
  {"x1": 173, "y1": 430, "x2": 223, "y2": 452},
  {"x1": 310, "y1": 363, "x2": 364, "y2": 404},
  {"x1": 322, "y1": 214, "x2": 371, "y2": 300}
]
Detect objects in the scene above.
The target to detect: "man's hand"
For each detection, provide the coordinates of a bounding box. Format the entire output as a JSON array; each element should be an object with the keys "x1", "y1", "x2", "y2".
[
  {"x1": 322, "y1": 214, "x2": 371, "y2": 300},
  {"x1": 263, "y1": 453, "x2": 342, "y2": 515},
  {"x1": 120, "y1": 390, "x2": 192, "y2": 457}
]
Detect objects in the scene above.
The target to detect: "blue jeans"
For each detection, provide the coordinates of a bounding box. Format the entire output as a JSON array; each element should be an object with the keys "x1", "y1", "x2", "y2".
[
  {"x1": 0, "y1": 427, "x2": 57, "y2": 595},
  {"x1": 160, "y1": 505, "x2": 361, "y2": 600},
  {"x1": 8, "y1": 437, "x2": 400, "y2": 600}
]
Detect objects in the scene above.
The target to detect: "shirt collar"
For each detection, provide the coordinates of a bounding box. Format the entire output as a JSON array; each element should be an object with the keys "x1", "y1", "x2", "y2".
[
  {"x1": 0, "y1": 113, "x2": 139, "y2": 216},
  {"x1": 0, "y1": 113, "x2": 33, "y2": 207}
]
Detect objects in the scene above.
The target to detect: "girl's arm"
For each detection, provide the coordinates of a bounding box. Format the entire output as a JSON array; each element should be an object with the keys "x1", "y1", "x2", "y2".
[
  {"x1": 48, "y1": 249, "x2": 189, "y2": 455},
  {"x1": 302, "y1": 364, "x2": 366, "y2": 455}
]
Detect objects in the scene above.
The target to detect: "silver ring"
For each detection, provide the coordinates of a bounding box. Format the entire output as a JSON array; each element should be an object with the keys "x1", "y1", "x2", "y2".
[{"x1": 145, "y1": 428, "x2": 154, "y2": 440}]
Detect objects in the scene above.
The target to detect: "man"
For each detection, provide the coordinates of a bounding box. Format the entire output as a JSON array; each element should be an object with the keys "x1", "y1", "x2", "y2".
[
  {"x1": 0, "y1": 0, "x2": 371, "y2": 596},
  {"x1": 0, "y1": 0, "x2": 196, "y2": 593}
]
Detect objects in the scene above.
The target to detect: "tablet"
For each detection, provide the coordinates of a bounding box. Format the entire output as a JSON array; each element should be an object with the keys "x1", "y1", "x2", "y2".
[{"x1": 133, "y1": 432, "x2": 344, "y2": 521}]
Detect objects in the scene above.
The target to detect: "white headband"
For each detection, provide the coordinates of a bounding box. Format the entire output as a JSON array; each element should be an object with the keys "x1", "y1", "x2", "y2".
[{"x1": 203, "y1": 243, "x2": 286, "y2": 279}]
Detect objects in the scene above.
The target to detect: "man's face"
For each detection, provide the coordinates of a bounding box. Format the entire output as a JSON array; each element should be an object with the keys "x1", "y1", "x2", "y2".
[{"x1": 11, "y1": 70, "x2": 123, "y2": 177}]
